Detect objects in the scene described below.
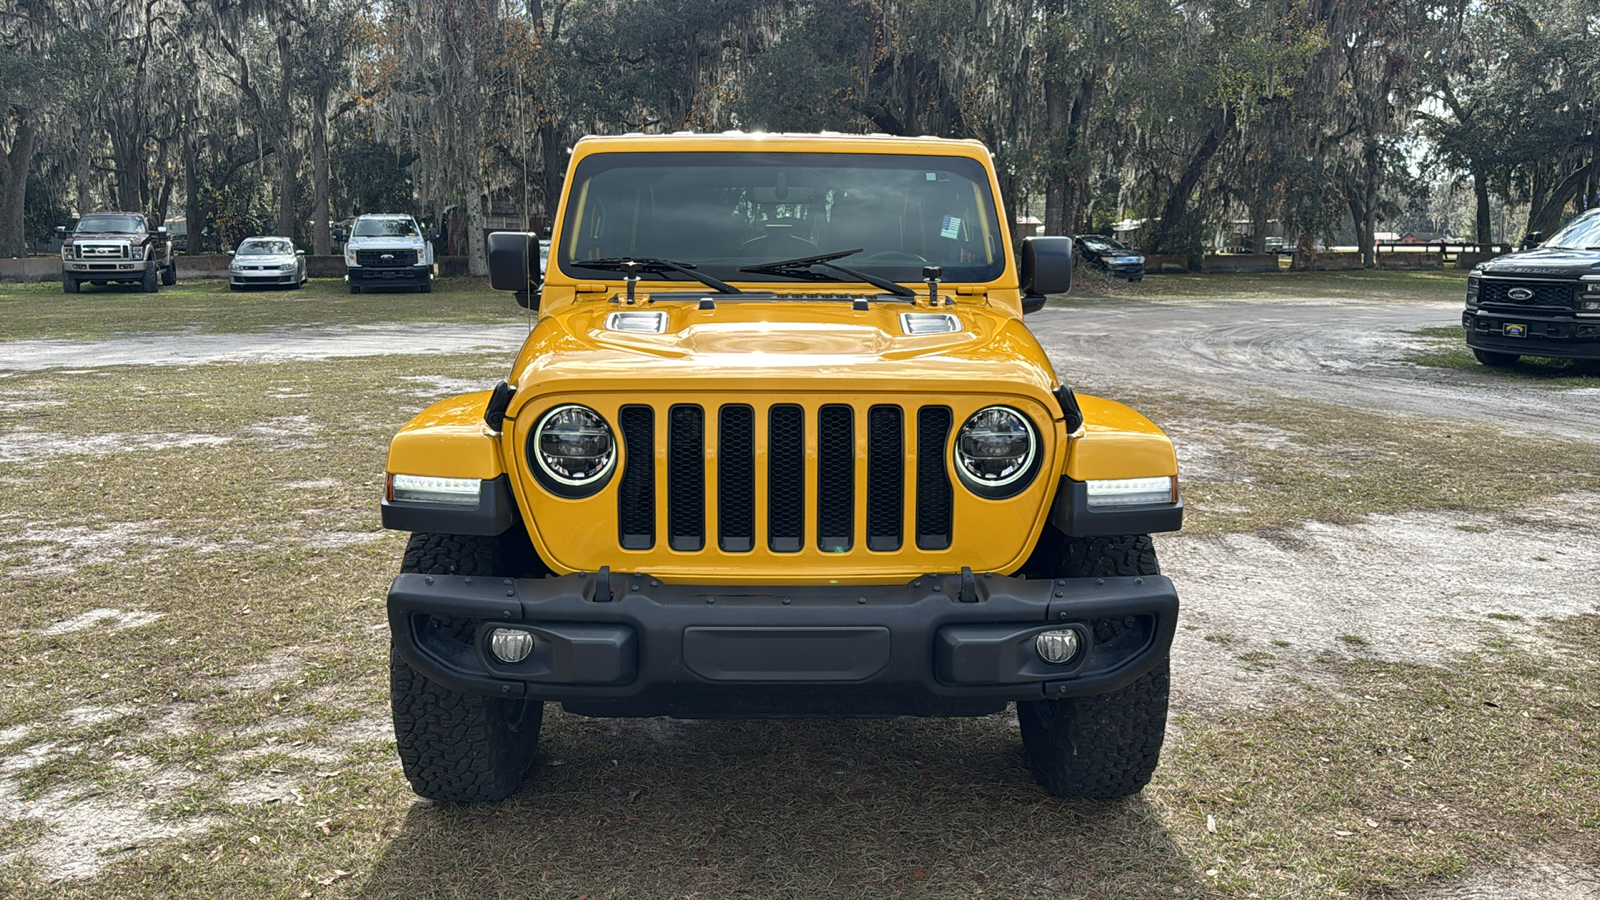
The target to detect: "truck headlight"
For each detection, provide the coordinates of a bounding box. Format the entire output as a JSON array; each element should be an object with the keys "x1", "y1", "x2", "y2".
[
  {"x1": 529, "y1": 404, "x2": 616, "y2": 496},
  {"x1": 344, "y1": 248, "x2": 357, "y2": 266},
  {"x1": 1466, "y1": 275, "x2": 1479, "y2": 301},
  {"x1": 1085, "y1": 476, "x2": 1178, "y2": 508},
  {"x1": 129, "y1": 244, "x2": 145, "y2": 260},
  {"x1": 388, "y1": 474, "x2": 481, "y2": 506},
  {"x1": 954, "y1": 406, "x2": 1039, "y2": 497}
]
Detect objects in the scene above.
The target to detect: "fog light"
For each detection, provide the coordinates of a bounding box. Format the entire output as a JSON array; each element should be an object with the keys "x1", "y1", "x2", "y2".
[
  {"x1": 489, "y1": 628, "x2": 534, "y2": 663},
  {"x1": 1034, "y1": 629, "x2": 1081, "y2": 665}
]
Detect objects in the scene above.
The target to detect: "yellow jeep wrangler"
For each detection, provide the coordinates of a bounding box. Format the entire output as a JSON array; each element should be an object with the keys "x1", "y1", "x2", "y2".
[{"x1": 381, "y1": 133, "x2": 1183, "y2": 802}]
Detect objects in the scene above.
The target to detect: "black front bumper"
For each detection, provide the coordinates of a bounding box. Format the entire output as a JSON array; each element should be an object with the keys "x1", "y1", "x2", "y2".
[
  {"x1": 1464, "y1": 309, "x2": 1600, "y2": 360},
  {"x1": 388, "y1": 569, "x2": 1179, "y2": 718},
  {"x1": 348, "y1": 266, "x2": 430, "y2": 285}
]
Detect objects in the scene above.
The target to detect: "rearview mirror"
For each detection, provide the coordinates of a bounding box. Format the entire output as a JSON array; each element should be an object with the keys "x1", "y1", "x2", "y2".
[{"x1": 1019, "y1": 235, "x2": 1073, "y2": 313}]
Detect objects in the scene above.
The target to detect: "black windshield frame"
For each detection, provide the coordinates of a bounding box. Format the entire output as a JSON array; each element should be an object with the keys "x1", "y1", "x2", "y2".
[{"x1": 556, "y1": 150, "x2": 1006, "y2": 286}]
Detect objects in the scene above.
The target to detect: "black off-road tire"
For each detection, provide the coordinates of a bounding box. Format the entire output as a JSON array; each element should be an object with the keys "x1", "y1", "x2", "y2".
[
  {"x1": 62, "y1": 276, "x2": 78, "y2": 294},
  {"x1": 1016, "y1": 531, "x2": 1169, "y2": 798},
  {"x1": 348, "y1": 281, "x2": 361, "y2": 294},
  {"x1": 1472, "y1": 348, "x2": 1518, "y2": 367},
  {"x1": 418, "y1": 275, "x2": 432, "y2": 293},
  {"x1": 141, "y1": 265, "x2": 159, "y2": 293},
  {"x1": 161, "y1": 260, "x2": 177, "y2": 285},
  {"x1": 390, "y1": 530, "x2": 546, "y2": 803}
]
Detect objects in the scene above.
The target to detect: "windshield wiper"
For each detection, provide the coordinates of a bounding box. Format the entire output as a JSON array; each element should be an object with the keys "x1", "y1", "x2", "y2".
[
  {"x1": 739, "y1": 249, "x2": 917, "y2": 298},
  {"x1": 569, "y1": 257, "x2": 743, "y2": 294}
]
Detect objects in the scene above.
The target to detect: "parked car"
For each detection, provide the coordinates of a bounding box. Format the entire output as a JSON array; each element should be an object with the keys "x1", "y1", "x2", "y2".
[
  {"x1": 228, "y1": 236, "x2": 307, "y2": 290},
  {"x1": 1462, "y1": 207, "x2": 1600, "y2": 365},
  {"x1": 379, "y1": 132, "x2": 1184, "y2": 804},
  {"x1": 1074, "y1": 234, "x2": 1145, "y2": 281},
  {"x1": 57, "y1": 212, "x2": 176, "y2": 293},
  {"x1": 343, "y1": 213, "x2": 435, "y2": 293}
]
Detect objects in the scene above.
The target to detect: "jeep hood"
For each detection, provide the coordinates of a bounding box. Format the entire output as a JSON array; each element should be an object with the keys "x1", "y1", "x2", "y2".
[{"x1": 509, "y1": 300, "x2": 1059, "y2": 398}]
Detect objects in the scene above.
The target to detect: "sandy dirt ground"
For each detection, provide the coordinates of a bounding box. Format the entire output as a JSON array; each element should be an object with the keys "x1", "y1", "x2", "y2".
[{"x1": 2, "y1": 299, "x2": 1597, "y2": 894}]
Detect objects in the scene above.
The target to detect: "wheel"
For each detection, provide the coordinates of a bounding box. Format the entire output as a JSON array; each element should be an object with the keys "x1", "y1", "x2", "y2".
[
  {"x1": 1015, "y1": 532, "x2": 1169, "y2": 798},
  {"x1": 1472, "y1": 348, "x2": 1519, "y2": 367},
  {"x1": 418, "y1": 276, "x2": 432, "y2": 293},
  {"x1": 1130, "y1": 276, "x2": 1143, "y2": 283},
  {"x1": 161, "y1": 261, "x2": 176, "y2": 285},
  {"x1": 390, "y1": 531, "x2": 546, "y2": 803},
  {"x1": 141, "y1": 266, "x2": 158, "y2": 293},
  {"x1": 348, "y1": 282, "x2": 361, "y2": 294},
  {"x1": 62, "y1": 276, "x2": 78, "y2": 294}
]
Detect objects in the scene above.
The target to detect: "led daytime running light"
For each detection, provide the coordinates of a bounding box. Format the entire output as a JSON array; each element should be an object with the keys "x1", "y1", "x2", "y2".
[
  {"x1": 1085, "y1": 476, "x2": 1176, "y2": 508},
  {"x1": 390, "y1": 474, "x2": 481, "y2": 507}
]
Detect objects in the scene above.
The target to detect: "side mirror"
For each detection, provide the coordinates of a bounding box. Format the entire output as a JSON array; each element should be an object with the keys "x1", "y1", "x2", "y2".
[
  {"x1": 1019, "y1": 235, "x2": 1073, "y2": 313},
  {"x1": 157, "y1": 226, "x2": 168, "y2": 234},
  {"x1": 296, "y1": 249, "x2": 305, "y2": 256},
  {"x1": 488, "y1": 231, "x2": 541, "y2": 304},
  {"x1": 226, "y1": 249, "x2": 235, "y2": 256},
  {"x1": 56, "y1": 225, "x2": 66, "y2": 234}
]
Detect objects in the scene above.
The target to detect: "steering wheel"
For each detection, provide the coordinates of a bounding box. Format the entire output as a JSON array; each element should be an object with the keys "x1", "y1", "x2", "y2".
[{"x1": 859, "y1": 251, "x2": 927, "y2": 263}]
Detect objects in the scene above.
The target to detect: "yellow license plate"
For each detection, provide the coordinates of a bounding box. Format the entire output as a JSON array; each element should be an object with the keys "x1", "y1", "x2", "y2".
[{"x1": 1503, "y1": 323, "x2": 1527, "y2": 338}]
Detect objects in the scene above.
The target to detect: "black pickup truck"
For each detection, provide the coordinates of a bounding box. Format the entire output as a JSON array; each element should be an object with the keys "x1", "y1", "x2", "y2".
[{"x1": 1463, "y1": 208, "x2": 1600, "y2": 365}]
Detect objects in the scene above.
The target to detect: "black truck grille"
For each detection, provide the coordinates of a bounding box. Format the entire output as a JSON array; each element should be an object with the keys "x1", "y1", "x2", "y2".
[
  {"x1": 1479, "y1": 279, "x2": 1575, "y2": 309},
  {"x1": 355, "y1": 249, "x2": 418, "y2": 267},
  {"x1": 614, "y1": 402, "x2": 954, "y2": 555}
]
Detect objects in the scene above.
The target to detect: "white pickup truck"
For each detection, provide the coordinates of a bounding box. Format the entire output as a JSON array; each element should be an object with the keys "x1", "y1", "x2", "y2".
[{"x1": 343, "y1": 214, "x2": 436, "y2": 293}]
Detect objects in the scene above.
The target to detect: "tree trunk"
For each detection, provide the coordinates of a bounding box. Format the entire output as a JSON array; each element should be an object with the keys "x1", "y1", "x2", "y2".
[
  {"x1": 1146, "y1": 124, "x2": 1222, "y2": 255},
  {"x1": 184, "y1": 136, "x2": 203, "y2": 253},
  {"x1": 0, "y1": 106, "x2": 37, "y2": 257},
  {"x1": 311, "y1": 88, "x2": 332, "y2": 256},
  {"x1": 1473, "y1": 169, "x2": 1490, "y2": 249}
]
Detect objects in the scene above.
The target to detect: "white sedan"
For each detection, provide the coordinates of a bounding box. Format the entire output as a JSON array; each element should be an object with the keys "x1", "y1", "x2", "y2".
[{"x1": 228, "y1": 236, "x2": 308, "y2": 289}]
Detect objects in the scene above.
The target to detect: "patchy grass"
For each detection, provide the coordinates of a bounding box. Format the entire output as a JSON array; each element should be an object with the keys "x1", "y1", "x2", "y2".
[
  {"x1": 0, "y1": 277, "x2": 522, "y2": 341},
  {"x1": 1404, "y1": 326, "x2": 1600, "y2": 386},
  {"x1": 1121, "y1": 391, "x2": 1600, "y2": 536},
  {"x1": 1057, "y1": 268, "x2": 1465, "y2": 304}
]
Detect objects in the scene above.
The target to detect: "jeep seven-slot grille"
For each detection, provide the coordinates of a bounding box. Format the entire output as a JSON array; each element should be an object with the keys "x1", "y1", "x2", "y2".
[
  {"x1": 667, "y1": 405, "x2": 706, "y2": 551},
  {"x1": 767, "y1": 405, "x2": 805, "y2": 552},
  {"x1": 616, "y1": 402, "x2": 954, "y2": 555},
  {"x1": 617, "y1": 406, "x2": 654, "y2": 549},
  {"x1": 865, "y1": 406, "x2": 904, "y2": 551},
  {"x1": 915, "y1": 407, "x2": 954, "y2": 550},
  {"x1": 355, "y1": 249, "x2": 418, "y2": 268},
  {"x1": 718, "y1": 405, "x2": 756, "y2": 552}
]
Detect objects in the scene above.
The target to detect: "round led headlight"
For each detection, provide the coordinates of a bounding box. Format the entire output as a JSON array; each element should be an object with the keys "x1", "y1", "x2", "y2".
[
  {"x1": 528, "y1": 404, "x2": 616, "y2": 497},
  {"x1": 954, "y1": 406, "x2": 1040, "y2": 498}
]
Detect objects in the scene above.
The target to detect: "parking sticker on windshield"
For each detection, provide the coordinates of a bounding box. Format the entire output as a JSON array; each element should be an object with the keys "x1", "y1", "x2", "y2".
[{"x1": 940, "y1": 215, "x2": 962, "y2": 239}]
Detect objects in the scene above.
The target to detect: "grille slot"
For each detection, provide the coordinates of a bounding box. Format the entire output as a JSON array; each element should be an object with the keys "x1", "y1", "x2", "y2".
[
  {"x1": 1480, "y1": 279, "x2": 1574, "y2": 308},
  {"x1": 668, "y1": 405, "x2": 705, "y2": 551},
  {"x1": 817, "y1": 405, "x2": 855, "y2": 553},
  {"x1": 718, "y1": 405, "x2": 756, "y2": 552},
  {"x1": 617, "y1": 406, "x2": 655, "y2": 550},
  {"x1": 355, "y1": 248, "x2": 419, "y2": 268},
  {"x1": 767, "y1": 405, "x2": 805, "y2": 552},
  {"x1": 866, "y1": 406, "x2": 904, "y2": 551},
  {"x1": 915, "y1": 406, "x2": 954, "y2": 550}
]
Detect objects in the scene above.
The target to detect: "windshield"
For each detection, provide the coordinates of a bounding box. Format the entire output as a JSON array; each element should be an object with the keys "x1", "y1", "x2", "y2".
[
  {"x1": 1080, "y1": 236, "x2": 1129, "y2": 253},
  {"x1": 76, "y1": 215, "x2": 142, "y2": 234},
  {"x1": 238, "y1": 238, "x2": 293, "y2": 256},
  {"x1": 557, "y1": 151, "x2": 1006, "y2": 285},
  {"x1": 1543, "y1": 210, "x2": 1600, "y2": 250},
  {"x1": 352, "y1": 217, "x2": 418, "y2": 237}
]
